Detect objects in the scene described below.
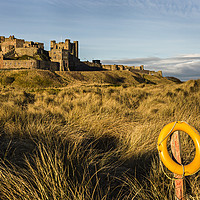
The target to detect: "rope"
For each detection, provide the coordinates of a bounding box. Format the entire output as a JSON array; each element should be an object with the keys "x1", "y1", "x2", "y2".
[
  {"x1": 158, "y1": 121, "x2": 198, "y2": 147},
  {"x1": 159, "y1": 154, "x2": 185, "y2": 180},
  {"x1": 181, "y1": 121, "x2": 200, "y2": 135},
  {"x1": 158, "y1": 121, "x2": 177, "y2": 146}
]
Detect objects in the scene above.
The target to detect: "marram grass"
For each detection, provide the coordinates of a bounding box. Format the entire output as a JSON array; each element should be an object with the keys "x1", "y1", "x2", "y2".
[{"x1": 0, "y1": 78, "x2": 200, "y2": 199}]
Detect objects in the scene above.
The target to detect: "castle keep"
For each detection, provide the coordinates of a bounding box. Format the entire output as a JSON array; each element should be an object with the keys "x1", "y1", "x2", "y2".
[
  {"x1": 0, "y1": 35, "x2": 162, "y2": 76},
  {"x1": 49, "y1": 39, "x2": 79, "y2": 71}
]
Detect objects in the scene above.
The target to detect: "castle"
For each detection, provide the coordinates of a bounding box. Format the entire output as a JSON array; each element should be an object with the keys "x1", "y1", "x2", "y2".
[
  {"x1": 0, "y1": 35, "x2": 162, "y2": 76},
  {"x1": 0, "y1": 35, "x2": 80, "y2": 71}
]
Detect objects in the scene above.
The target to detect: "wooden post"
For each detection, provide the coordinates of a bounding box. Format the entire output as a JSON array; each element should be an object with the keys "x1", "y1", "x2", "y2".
[{"x1": 170, "y1": 131, "x2": 185, "y2": 200}]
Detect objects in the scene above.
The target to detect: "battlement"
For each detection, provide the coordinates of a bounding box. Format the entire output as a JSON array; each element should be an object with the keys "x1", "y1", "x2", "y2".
[
  {"x1": 0, "y1": 35, "x2": 24, "y2": 53},
  {"x1": 102, "y1": 64, "x2": 162, "y2": 76},
  {"x1": 24, "y1": 41, "x2": 44, "y2": 49},
  {"x1": 50, "y1": 39, "x2": 78, "y2": 58},
  {"x1": 0, "y1": 35, "x2": 44, "y2": 57}
]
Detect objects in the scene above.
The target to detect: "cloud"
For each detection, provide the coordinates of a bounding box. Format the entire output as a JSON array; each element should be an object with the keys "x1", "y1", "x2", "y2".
[
  {"x1": 127, "y1": 0, "x2": 200, "y2": 16},
  {"x1": 45, "y1": 0, "x2": 129, "y2": 7},
  {"x1": 102, "y1": 54, "x2": 200, "y2": 81},
  {"x1": 41, "y1": 0, "x2": 200, "y2": 20}
]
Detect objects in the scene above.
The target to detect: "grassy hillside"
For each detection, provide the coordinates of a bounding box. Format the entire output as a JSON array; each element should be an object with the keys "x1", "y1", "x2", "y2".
[
  {"x1": 0, "y1": 70, "x2": 199, "y2": 199},
  {"x1": 0, "y1": 70, "x2": 177, "y2": 89},
  {"x1": 56, "y1": 70, "x2": 174, "y2": 86},
  {"x1": 0, "y1": 70, "x2": 66, "y2": 88}
]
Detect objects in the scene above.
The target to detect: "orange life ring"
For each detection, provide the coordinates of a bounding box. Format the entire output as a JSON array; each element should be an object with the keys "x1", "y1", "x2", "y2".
[{"x1": 157, "y1": 121, "x2": 200, "y2": 176}]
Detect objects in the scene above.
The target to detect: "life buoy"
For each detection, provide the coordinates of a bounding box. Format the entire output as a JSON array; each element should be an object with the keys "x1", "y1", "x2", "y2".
[{"x1": 157, "y1": 121, "x2": 200, "y2": 176}]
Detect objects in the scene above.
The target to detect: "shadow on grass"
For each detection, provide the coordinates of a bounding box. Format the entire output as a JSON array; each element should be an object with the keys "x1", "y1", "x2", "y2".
[{"x1": 0, "y1": 130, "x2": 159, "y2": 199}]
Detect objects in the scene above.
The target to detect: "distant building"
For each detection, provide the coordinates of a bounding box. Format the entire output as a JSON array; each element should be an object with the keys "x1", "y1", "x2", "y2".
[
  {"x1": 0, "y1": 35, "x2": 162, "y2": 76},
  {"x1": 0, "y1": 35, "x2": 80, "y2": 71}
]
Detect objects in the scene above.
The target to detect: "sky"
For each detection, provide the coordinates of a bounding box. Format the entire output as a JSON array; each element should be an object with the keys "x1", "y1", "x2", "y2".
[{"x1": 1, "y1": 0, "x2": 200, "y2": 80}]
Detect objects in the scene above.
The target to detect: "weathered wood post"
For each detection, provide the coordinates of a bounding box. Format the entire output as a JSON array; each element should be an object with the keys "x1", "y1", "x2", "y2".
[{"x1": 170, "y1": 131, "x2": 185, "y2": 200}]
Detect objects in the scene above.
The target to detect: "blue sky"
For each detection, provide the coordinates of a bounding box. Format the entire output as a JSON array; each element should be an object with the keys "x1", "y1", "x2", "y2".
[{"x1": 1, "y1": 0, "x2": 200, "y2": 80}]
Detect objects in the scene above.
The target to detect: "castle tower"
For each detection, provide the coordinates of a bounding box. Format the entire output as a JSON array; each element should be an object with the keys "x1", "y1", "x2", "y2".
[
  {"x1": 50, "y1": 40, "x2": 56, "y2": 50},
  {"x1": 65, "y1": 39, "x2": 70, "y2": 50},
  {"x1": 49, "y1": 38, "x2": 80, "y2": 71},
  {"x1": 74, "y1": 41, "x2": 78, "y2": 58}
]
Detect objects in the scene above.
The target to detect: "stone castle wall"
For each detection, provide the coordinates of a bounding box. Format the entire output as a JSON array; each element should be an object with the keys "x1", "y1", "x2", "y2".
[
  {"x1": 1, "y1": 60, "x2": 38, "y2": 70},
  {"x1": 0, "y1": 60, "x2": 59, "y2": 71},
  {"x1": 15, "y1": 48, "x2": 40, "y2": 57},
  {"x1": 39, "y1": 61, "x2": 59, "y2": 71},
  {"x1": 102, "y1": 64, "x2": 162, "y2": 76},
  {"x1": 102, "y1": 65, "x2": 125, "y2": 70},
  {"x1": 83, "y1": 61, "x2": 102, "y2": 68},
  {"x1": 128, "y1": 68, "x2": 162, "y2": 76},
  {"x1": 102, "y1": 64, "x2": 144, "y2": 71}
]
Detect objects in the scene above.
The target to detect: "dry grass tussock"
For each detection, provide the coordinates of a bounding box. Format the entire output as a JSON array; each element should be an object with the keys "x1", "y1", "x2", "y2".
[{"x1": 0, "y1": 79, "x2": 200, "y2": 199}]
